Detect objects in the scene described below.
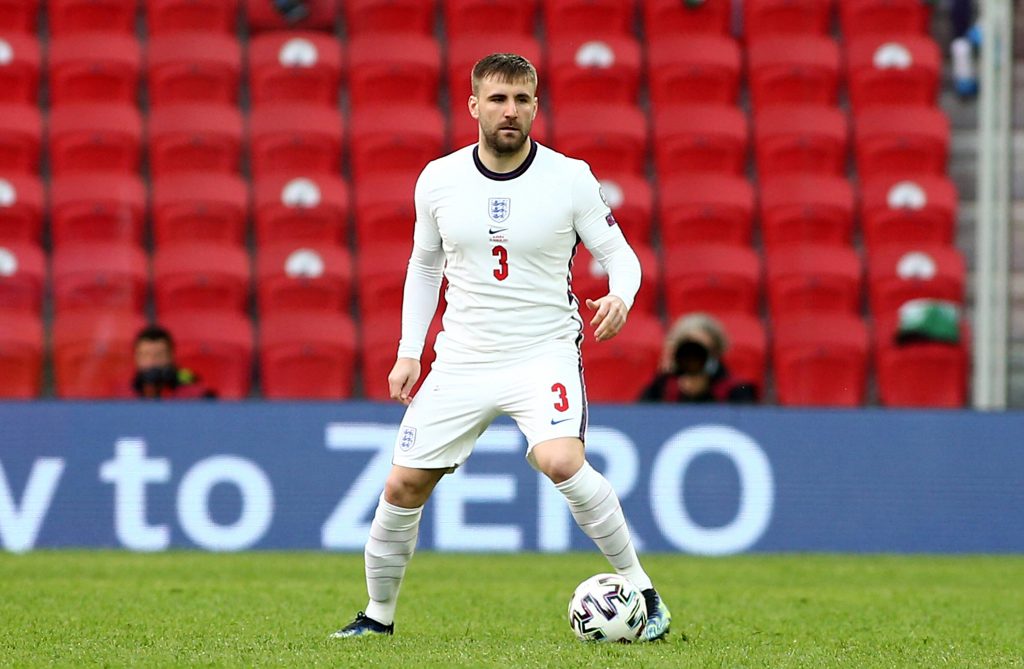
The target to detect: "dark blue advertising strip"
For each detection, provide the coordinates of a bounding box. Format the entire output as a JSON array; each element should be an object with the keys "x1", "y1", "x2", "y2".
[{"x1": 1, "y1": 403, "x2": 1022, "y2": 554}]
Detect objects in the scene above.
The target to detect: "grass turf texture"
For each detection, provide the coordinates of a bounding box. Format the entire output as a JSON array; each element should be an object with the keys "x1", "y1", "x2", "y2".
[{"x1": 1, "y1": 552, "x2": 1022, "y2": 668}]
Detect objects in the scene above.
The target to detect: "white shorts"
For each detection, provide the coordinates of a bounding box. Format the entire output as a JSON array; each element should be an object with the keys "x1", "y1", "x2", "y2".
[{"x1": 392, "y1": 342, "x2": 588, "y2": 471}]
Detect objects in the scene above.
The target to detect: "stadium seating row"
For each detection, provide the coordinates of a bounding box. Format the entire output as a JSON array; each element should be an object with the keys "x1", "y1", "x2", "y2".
[
  {"x1": 0, "y1": 29, "x2": 942, "y2": 112},
  {"x1": 0, "y1": 100, "x2": 951, "y2": 182},
  {"x1": 0, "y1": 169, "x2": 958, "y2": 251},
  {"x1": 0, "y1": 0, "x2": 933, "y2": 39},
  {"x1": 0, "y1": 306, "x2": 968, "y2": 408},
  {"x1": 0, "y1": 235, "x2": 966, "y2": 324}
]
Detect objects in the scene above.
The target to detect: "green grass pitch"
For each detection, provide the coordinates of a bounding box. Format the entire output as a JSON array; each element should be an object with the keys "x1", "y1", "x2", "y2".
[{"x1": 1, "y1": 551, "x2": 1022, "y2": 668}]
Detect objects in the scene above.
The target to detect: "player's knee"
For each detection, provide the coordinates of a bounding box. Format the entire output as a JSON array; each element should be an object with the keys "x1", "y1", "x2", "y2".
[
  {"x1": 537, "y1": 448, "x2": 585, "y2": 484},
  {"x1": 383, "y1": 472, "x2": 432, "y2": 508}
]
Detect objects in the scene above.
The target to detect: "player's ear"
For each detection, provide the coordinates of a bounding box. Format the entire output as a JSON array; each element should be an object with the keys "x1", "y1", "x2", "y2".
[{"x1": 468, "y1": 95, "x2": 479, "y2": 119}]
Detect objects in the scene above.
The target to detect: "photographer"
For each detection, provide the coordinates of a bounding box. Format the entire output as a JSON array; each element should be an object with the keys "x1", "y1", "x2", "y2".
[
  {"x1": 639, "y1": 313, "x2": 757, "y2": 404},
  {"x1": 131, "y1": 325, "x2": 216, "y2": 400}
]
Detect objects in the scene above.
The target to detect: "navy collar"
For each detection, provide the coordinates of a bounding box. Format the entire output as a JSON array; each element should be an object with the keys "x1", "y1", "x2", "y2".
[{"x1": 473, "y1": 140, "x2": 537, "y2": 181}]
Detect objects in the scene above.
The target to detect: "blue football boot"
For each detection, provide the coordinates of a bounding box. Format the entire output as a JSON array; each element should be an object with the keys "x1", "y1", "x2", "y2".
[{"x1": 640, "y1": 589, "x2": 672, "y2": 642}]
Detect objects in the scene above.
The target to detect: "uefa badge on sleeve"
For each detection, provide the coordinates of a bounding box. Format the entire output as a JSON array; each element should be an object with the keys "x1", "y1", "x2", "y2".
[{"x1": 399, "y1": 427, "x2": 417, "y2": 452}]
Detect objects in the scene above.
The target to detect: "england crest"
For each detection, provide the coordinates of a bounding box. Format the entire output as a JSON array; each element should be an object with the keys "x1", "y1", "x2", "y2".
[{"x1": 488, "y1": 197, "x2": 511, "y2": 223}]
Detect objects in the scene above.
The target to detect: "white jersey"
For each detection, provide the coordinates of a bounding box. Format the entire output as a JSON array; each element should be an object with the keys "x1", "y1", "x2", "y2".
[{"x1": 397, "y1": 141, "x2": 641, "y2": 362}]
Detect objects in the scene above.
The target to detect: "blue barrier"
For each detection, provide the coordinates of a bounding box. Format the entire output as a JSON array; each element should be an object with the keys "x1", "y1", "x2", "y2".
[{"x1": 1, "y1": 402, "x2": 1022, "y2": 553}]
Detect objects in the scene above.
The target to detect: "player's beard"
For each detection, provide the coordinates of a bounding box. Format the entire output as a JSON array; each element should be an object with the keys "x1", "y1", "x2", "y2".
[{"x1": 482, "y1": 120, "x2": 531, "y2": 156}]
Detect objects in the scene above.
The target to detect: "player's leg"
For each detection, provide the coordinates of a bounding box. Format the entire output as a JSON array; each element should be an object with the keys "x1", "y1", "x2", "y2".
[
  {"x1": 334, "y1": 366, "x2": 499, "y2": 638},
  {"x1": 503, "y1": 345, "x2": 671, "y2": 641},
  {"x1": 531, "y1": 438, "x2": 672, "y2": 641}
]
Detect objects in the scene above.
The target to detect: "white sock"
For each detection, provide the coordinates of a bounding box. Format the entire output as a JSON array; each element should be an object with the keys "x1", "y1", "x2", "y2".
[
  {"x1": 363, "y1": 494, "x2": 422, "y2": 625},
  {"x1": 555, "y1": 461, "x2": 653, "y2": 591}
]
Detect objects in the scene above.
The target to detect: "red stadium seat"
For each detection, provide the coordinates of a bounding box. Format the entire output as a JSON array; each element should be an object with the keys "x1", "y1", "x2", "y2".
[
  {"x1": 0, "y1": 33, "x2": 41, "y2": 104},
  {"x1": 846, "y1": 34, "x2": 940, "y2": 111},
  {"x1": 53, "y1": 309, "x2": 144, "y2": 398},
  {"x1": 647, "y1": 34, "x2": 742, "y2": 106},
  {"x1": 595, "y1": 172, "x2": 653, "y2": 244},
  {"x1": 50, "y1": 173, "x2": 146, "y2": 247},
  {"x1": 148, "y1": 102, "x2": 243, "y2": 175},
  {"x1": 652, "y1": 104, "x2": 748, "y2": 178},
  {"x1": 572, "y1": 242, "x2": 660, "y2": 316},
  {"x1": 355, "y1": 242, "x2": 411, "y2": 314},
  {"x1": 147, "y1": 32, "x2": 242, "y2": 106},
  {"x1": 443, "y1": 0, "x2": 537, "y2": 36},
  {"x1": 0, "y1": 0, "x2": 39, "y2": 32},
  {"x1": 0, "y1": 311, "x2": 41, "y2": 398},
  {"x1": 544, "y1": 0, "x2": 635, "y2": 39},
  {"x1": 867, "y1": 245, "x2": 965, "y2": 319},
  {"x1": 0, "y1": 173, "x2": 44, "y2": 242},
  {"x1": 642, "y1": 0, "x2": 730, "y2": 38},
  {"x1": 152, "y1": 172, "x2": 249, "y2": 247},
  {"x1": 859, "y1": 175, "x2": 956, "y2": 250},
  {"x1": 449, "y1": 108, "x2": 549, "y2": 149},
  {"x1": 48, "y1": 103, "x2": 141, "y2": 175},
  {"x1": 744, "y1": 0, "x2": 832, "y2": 40},
  {"x1": 345, "y1": 0, "x2": 435, "y2": 36},
  {"x1": 349, "y1": 105, "x2": 444, "y2": 181},
  {"x1": 249, "y1": 103, "x2": 343, "y2": 178},
  {"x1": 662, "y1": 244, "x2": 761, "y2": 317},
  {"x1": 256, "y1": 242, "x2": 353, "y2": 316},
  {"x1": 48, "y1": 33, "x2": 140, "y2": 106},
  {"x1": 0, "y1": 103, "x2": 41, "y2": 173},
  {"x1": 146, "y1": 0, "x2": 239, "y2": 35},
  {"x1": 446, "y1": 34, "x2": 543, "y2": 108},
  {"x1": 657, "y1": 173, "x2": 754, "y2": 247},
  {"x1": 254, "y1": 173, "x2": 350, "y2": 245},
  {"x1": 766, "y1": 244, "x2": 862, "y2": 319},
  {"x1": 747, "y1": 35, "x2": 840, "y2": 107},
  {"x1": 758, "y1": 174, "x2": 855, "y2": 249},
  {"x1": 552, "y1": 104, "x2": 647, "y2": 177},
  {"x1": 754, "y1": 105, "x2": 847, "y2": 177},
  {"x1": 773, "y1": 313, "x2": 869, "y2": 406},
  {"x1": 48, "y1": 0, "x2": 136, "y2": 35},
  {"x1": 153, "y1": 242, "x2": 250, "y2": 315},
  {"x1": 248, "y1": 32, "x2": 342, "y2": 107},
  {"x1": 875, "y1": 316, "x2": 968, "y2": 408},
  {"x1": 260, "y1": 311, "x2": 357, "y2": 399},
  {"x1": 353, "y1": 172, "x2": 417, "y2": 246},
  {"x1": 581, "y1": 312, "x2": 663, "y2": 402},
  {"x1": 360, "y1": 311, "x2": 442, "y2": 400},
  {"x1": 854, "y1": 105, "x2": 949, "y2": 177},
  {"x1": 52, "y1": 242, "x2": 148, "y2": 313},
  {"x1": 162, "y1": 309, "x2": 254, "y2": 399},
  {"x1": 713, "y1": 312, "x2": 767, "y2": 392},
  {"x1": 347, "y1": 34, "x2": 440, "y2": 109},
  {"x1": 839, "y1": 0, "x2": 930, "y2": 38},
  {"x1": 547, "y1": 35, "x2": 642, "y2": 105},
  {"x1": 0, "y1": 241, "x2": 45, "y2": 314},
  {"x1": 245, "y1": 0, "x2": 337, "y2": 31}
]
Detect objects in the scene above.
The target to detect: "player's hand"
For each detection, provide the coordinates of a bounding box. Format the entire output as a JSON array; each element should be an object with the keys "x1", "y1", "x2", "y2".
[
  {"x1": 388, "y1": 357, "x2": 421, "y2": 405},
  {"x1": 586, "y1": 295, "x2": 629, "y2": 342}
]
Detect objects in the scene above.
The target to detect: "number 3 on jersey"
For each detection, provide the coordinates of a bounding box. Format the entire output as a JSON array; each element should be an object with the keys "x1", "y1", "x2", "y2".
[{"x1": 492, "y1": 245, "x2": 509, "y2": 281}]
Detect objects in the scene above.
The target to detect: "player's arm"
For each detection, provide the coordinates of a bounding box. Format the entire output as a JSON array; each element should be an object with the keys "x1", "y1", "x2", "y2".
[
  {"x1": 391, "y1": 171, "x2": 445, "y2": 404},
  {"x1": 572, "y1": 167, "x2": 642, "y2": 342}
]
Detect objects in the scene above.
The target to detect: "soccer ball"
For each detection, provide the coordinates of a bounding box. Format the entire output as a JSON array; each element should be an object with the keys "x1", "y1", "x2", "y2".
[{"x1": 567, "y1": 573, "x2": 647, "y2": 643}]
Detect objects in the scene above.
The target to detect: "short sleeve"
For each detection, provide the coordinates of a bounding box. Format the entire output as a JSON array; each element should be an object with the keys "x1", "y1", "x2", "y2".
[{"x1": 413, "y1": 164, "x2": 443, "y2": 252}]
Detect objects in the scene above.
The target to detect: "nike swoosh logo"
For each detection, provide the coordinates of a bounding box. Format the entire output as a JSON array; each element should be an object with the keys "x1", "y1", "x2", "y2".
[
  {"x1": 550, "y1": 417, "x2": 574, "y2": 425},
  {"x1": 489, "y1": 227, "x2": 508, "y2": 234}
]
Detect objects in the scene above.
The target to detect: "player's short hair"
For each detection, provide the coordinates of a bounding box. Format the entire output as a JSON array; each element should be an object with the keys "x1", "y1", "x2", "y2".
[
  {"x1": 471, "y1": 52, "x2": 538, "y2": 95},
  {"x1": 134, "y1": 324, "x2": 175, "y2": 351}
]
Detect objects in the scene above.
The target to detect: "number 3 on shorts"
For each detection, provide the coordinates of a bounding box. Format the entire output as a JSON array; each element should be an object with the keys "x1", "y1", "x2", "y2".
[{"x1": 551, "y1": 382, "x2": 569, "y2": 412}]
